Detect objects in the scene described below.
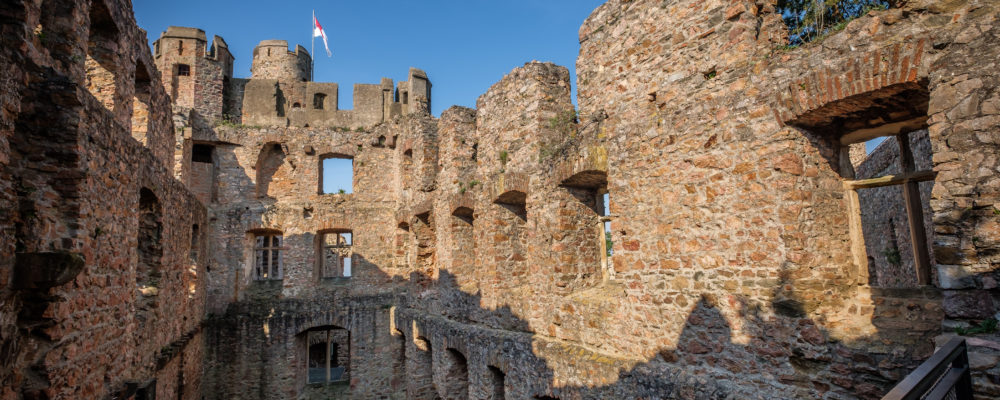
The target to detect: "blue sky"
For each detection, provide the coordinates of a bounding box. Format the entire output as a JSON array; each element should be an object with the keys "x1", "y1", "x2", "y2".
[{"x1": 134, "y1": 0, "x2": 606, "y2": 116}]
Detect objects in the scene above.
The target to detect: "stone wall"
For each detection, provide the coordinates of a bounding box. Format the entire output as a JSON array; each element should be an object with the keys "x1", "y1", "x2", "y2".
[
  {"x1": 190, "y1": 0, "x2": 1000, "y2": 398},
  {"x1": 0, "y1": 1, "x2": 208, "y2": 399},
  {"x1": 4, "y1": 0, "x2": 1000, "y2": 399}
]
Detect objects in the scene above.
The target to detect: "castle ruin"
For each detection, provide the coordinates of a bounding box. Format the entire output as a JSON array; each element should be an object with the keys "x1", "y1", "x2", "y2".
[{"x1": 1, "y1": 0, "x2": 999, "y2": 399}]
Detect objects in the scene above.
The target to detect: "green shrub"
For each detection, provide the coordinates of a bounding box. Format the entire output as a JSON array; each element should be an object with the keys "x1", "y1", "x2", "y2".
[{"x1": 955, "y1": 318, "x2": 998, "y2": 335}]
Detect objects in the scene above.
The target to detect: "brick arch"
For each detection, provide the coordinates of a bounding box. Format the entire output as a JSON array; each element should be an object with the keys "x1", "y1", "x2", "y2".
[
  {"x1": 489, "y1": 172, "x2": 529, "y2": 205},
  {"x1": 413, "y1": 199, "x2": 433, "y2": 220},
  {"x1": 296, "y1": 321, "x2": 349, "y2": 336},
  {"x1": 449, "y1": 192, "x2": 475, "y2": 218},
  {"x1": 772, "y1": 39, "x2": 929, "y2": 129},
  {"x1": 558, "y1": 169, "x2": 607, "y2": 189}
]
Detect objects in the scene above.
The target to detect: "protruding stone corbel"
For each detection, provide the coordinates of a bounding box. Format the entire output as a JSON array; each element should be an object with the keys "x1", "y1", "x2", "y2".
[{"x1": 13, "y1": 252, "x2": 85, "y2": 290}]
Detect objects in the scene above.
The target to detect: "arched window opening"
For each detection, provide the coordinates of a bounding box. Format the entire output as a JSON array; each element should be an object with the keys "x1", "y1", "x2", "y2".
[
  {"x1": 395, "y1": 223, "x2": 411, "y2": 269},
  {"x1": 190, "y1": 224, "x2": 200, "y2": 262},
  {"x1": 787, "y1": 81, "x2": 933, "y2": 287},
  {"x1": 85, "y1": 0, "x2": 119, "y2": 112},
  {"x1": 409, "y1": 336, "x2": 435, "y2": 398},
  {"x1": 488, "y1": 366, "x2": 505, "y2": 400},
  {"x1": 439, "y1": 348, "x2": 468, "y2": 400},
  {"x1": 292, "y1": 102, "x2": 301, "y2": 108},
  {"x1": 393, "y1": 332, "x2": 407, "y2": 394},
  {"x1": 131, "y1": 62, "x2": 152, "y2": 145},
  {"x1": 256, "y1": 143, "x2": 288, "y2": 198},
  {"x1": 560, "y1": 170, "x2": 612, "y2": 282},
  {"x1": 191, "y1": 143, "x2": 217, "y2": 203}
]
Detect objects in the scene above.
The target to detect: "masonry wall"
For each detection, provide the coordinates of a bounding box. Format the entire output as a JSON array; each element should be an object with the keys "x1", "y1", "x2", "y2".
[
  {"x1": 0, "y1": 1, "x2": 208, "y2": 399},
  {"x1": 189, "y1": 95, "x2": 435, "y2": 399},
  {"x1": 193, "y1": 1, "x2": 1000, "y2": 398},
  {"x1": 382, "y1": 1, "x2": 998, "y2": 399},
  {"x1": 4, "y1": 0, "x2": 999, "y2": 399}
]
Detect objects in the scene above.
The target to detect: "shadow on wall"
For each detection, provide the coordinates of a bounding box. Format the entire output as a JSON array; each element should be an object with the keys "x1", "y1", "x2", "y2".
[
  {"x1": 202, "y1": 231, "x2": 943, "y2": 400},
  {"x1": 390, "y1": 264, "x2": 942, "y2": 399},
  {"x1": 193, "y1": 136, "x2": 947, "y2": 400}
]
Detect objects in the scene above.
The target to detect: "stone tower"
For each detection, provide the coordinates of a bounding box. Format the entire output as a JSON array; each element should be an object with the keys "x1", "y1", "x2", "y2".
[
  {"x1": 251, "y1": 40, "x2": 312, "y2": 81},
  {"x1": 153, "y1": 26, "x2": 234, "y2": 123}
]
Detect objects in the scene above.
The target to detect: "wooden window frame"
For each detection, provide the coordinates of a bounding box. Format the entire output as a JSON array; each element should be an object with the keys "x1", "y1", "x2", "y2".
[
  {"x1": 319, "y1": 231, "x2": 352, "y2": 278},
  {"x1": 841, "y1": 132, "x2": 935, "y2": 286},
  {"x1": 253, "y1": 234, "x2": 284, "y2": 280}
]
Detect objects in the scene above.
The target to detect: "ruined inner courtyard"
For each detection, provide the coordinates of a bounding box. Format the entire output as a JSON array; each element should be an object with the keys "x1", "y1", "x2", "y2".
[{"x1": 2, "y1": 0, "x2": 1000, "y2": 399}]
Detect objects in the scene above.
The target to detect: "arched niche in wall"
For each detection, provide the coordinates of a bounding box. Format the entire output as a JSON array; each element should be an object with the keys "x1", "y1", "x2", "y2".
[
  {"x1": 256, "y1": 142, "x2": 290, "y2": 198},
  {"x1": 85, "y1": 0, "x2": 121, "y2": 112},
  {"x1": 136, "y1": 187, "x2": 163, "y2": 327}
]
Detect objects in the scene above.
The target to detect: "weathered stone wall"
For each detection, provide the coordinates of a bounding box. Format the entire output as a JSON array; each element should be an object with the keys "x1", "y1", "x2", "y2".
[
  {"x1": 202, "y1": 296, "x2": 403, "y2": 399},
  {"x1": 0, "y1": 1, "x2": 208, "y2": 399},
  {"x1": 191, "y1": 1, "x2": 1000, "y2": 398},
  {"x1": 153, "y1": 27, "x2": 233, "y2": 131},
  {"x1": 5, "y1": 0, "x2": 1000, "y2": 399}
]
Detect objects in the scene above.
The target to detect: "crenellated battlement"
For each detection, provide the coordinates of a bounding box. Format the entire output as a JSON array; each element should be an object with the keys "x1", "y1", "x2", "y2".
[
  {"x1": 237, "y1": 67, "x2": 431, "y2": 129},
  {"x1": 153, "y1": 26, "x2": 234, "y2": 124},
  {"x1": 154, "y1": 27, "x2": 431, "y2": 130},
  {"x1": 153, "y1": 27, "x2": 234, "y2": 70}
]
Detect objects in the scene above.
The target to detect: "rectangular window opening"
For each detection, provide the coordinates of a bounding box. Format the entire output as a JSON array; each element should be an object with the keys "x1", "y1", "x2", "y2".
[
  {"x1": 253, "y1": 233, "x2": 283, "y2": 280},
  {"x1": 846, "y1": 129, "x2": 934, "y2": 287},
  {"x1": 306, "y1": 328, "x2": 350, "y2": 384},
  {"x1": 320, "y1": 156, "x2": 354, "y2": 194},
  {"x1": 192, "y1": 143, "x2": 214, "y2": 163},
  {"x1": 177, "y1": 64, "x2": 191, "y2": 76},
  {"x1": 321, "y1": 231, "x2": 353, "y2": 278}
]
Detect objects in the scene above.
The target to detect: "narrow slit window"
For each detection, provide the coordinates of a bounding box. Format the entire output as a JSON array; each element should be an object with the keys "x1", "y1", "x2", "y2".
[{"x1": 601, "y1": 192, "x2": 612, "y2": 258}]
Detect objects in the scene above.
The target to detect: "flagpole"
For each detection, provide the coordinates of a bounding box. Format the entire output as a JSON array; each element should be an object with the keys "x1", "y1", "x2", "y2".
[{"x1": 311, "y1": 10, "x2": 315, "y2": 81}]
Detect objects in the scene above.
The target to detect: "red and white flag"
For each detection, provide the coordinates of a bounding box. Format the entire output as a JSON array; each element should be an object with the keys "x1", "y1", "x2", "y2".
[{"x1": 313, "y1": 12, "x2": 331, "y2": 57}]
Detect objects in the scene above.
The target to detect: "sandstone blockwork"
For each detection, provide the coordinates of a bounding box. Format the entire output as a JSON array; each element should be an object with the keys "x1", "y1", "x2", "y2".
[{"x1": 2, "y1": 0, "x2": 1000, "y2": 399}]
